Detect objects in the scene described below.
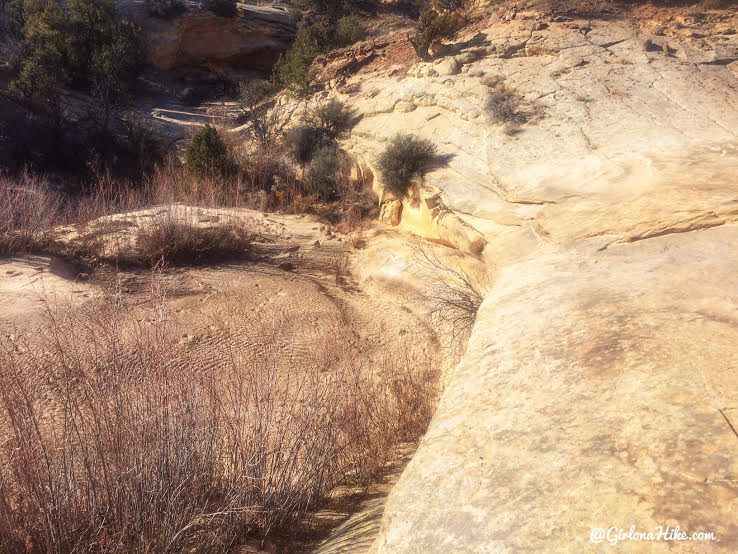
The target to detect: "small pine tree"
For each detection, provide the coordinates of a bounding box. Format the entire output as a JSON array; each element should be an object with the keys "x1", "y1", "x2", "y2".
[
  {"x1": 184, "y1": 125, "x2": 232, "y2": 178},
  {"x1": 273, "y1": 25, "x2": 320, "y2": 97},
  {"x1": 408, "y1": 2, "x2": 463, "y2": 61}
]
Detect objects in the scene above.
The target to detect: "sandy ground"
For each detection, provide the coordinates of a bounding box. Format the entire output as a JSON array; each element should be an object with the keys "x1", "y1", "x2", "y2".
[{"x1": 0, "y1": 207, "x2": 468, "y2": 552}]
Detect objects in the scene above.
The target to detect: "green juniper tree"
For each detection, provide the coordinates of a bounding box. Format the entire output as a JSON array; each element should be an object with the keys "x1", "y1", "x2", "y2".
[{"x1": 7, "y1": 0, "x2": 142, "y2": 129}]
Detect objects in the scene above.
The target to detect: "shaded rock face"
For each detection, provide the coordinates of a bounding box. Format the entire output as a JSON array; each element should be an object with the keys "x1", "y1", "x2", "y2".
[
  {"x1": 141, "y1": 6, "x2": 296, "y2": 78},
  {"x1": 277, "y1": 8, "x2": 738, "y2": 552}
]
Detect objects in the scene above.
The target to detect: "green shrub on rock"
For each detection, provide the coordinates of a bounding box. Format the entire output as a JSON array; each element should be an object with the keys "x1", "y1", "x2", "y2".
[
  {"x1": 285, "y1": 124, "x2": 329, "y2": 165},
  {"x1": 409, "y1": 1, "x2": 463, "y2": 61},
  {"x1": 377, "y1": 133, "x2": 437, "y2": 198},
  {"x1": 309, "y1": 98, "x2": 352, "y2": 139},
  {"x1": 285, "y1": 99, "x2": 352, "y2": 164}
]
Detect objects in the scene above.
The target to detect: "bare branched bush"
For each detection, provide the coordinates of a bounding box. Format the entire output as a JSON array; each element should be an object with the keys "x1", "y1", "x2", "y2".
[
  {"x1": 413, "y1": 241, "x2": 488, "y2": 355},
  {"x1": 0, "y1": 281, "x2": 439, "y2": 552},
  {"x1": 144, "y1": 157, "x2": 251, "y2": 208},
  {"x1": 237, "y1": 80, "x2": 280, "y2": 147},
  {"x1": 74, "y1": 159, "x2": 149, "y2": 224}
]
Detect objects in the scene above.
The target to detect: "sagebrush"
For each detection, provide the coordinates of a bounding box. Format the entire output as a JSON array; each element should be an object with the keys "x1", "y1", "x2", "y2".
[{"x1": 377, "y1": 133, "x2": 437, "y2": 198}]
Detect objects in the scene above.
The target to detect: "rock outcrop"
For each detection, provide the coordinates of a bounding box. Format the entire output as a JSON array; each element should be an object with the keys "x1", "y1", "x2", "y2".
[
  {"x1": 284, "y1": 7, "x2": 738, "y2": 551},
  {"x1": 127, "y1": 4, "x2": 296, "y2": 79}
]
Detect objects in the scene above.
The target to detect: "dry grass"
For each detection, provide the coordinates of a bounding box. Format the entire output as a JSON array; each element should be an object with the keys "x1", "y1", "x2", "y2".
[
  {"x1": 1, "y1": 147, "x2": 375, "y2": 264},
  {"x1": 0, "y1": 279, "x2": 438, "y2": 552},
  {"x1": 483, "y1": 75, "x2": 527, "y2": 132},
  {"x1": 133, "y1": 211, "x2": 254, "y2": 267},
  {"x1": 0, "y1": 170, "x2": 64, "y2": 256}
]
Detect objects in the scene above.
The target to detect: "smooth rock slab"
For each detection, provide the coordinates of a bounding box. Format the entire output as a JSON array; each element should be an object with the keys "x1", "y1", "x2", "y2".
[{"x1": 373, "y1": 226, "x2": 738, "y2": 552}]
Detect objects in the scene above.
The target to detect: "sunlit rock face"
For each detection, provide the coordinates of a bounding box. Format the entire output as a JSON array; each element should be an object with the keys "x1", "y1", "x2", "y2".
[
  {"x1": 276, "y1": 8, "x2": 738, "y2": 552},
  {"x1": 373, "y1": 225, "x2": 738, "y2": 551}
]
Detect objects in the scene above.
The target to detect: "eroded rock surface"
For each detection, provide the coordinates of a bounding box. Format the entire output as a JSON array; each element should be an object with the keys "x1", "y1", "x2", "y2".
[
  {"x1": 375, "y1": 227, "x2": 738, "y2": 551},
  {"x1": 277, "y1": 9, "x2": 738, "y2": 552}
]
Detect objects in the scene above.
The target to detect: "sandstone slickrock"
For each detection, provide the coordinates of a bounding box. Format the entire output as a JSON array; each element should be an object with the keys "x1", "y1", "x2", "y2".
[
  {"x1": 278, "y1": 11, "x2": 738, "y2": 552},
  {"x1": 374, "y1": 226, "x2": 738, "y2": 551}
]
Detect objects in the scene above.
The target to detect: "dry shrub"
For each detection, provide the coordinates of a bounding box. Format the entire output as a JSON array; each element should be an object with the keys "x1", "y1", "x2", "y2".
[
  {"x1": 0, "y1": 160, "x2": 267, "y2": 266},
  {"x1": 487, "y1": 88, "x2": 524, "y2": 124},
  {"x1": 60, "y1": 208, "x2": 255, "y2": 270},
  {"x1": 482, "y1": 75, "x2": 541, "y2": 132},
  {"x1": 285, "y1": 124, "x2": 331, "y2": 166},
  {"x1": 241, "y1": 145, "x2": 295, "y2": 195},
  {"x1": 237, "y1": 80, "x2": 281, "y2": 148},
  {"x1": 145, "y1": 158, "x2": 244, "y2": 208},
  {"x1": 134, "y1": 211, "x2": 253, "y2": 266},
  {"x1": 414, "y1": 241, "x2": 489, "y2": 355},
  {"x1": 0, "y1": 281, "x2": 439, "y2": 552},
  {"x1": 0, "y1": 140, "x2": 371, "y2": 263},
  {"x1": 74, "y1": 161, "x2": 149, "y2": 225},
  {"x1": 285, "y1": 100, "x2": 354, "y2": 167},
  {"x1": 305, "y1": 146, "x2": 346, "y2": 202},
  {"x1": 0, "y1": 171, "x2": 63, "y2": 255}
]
